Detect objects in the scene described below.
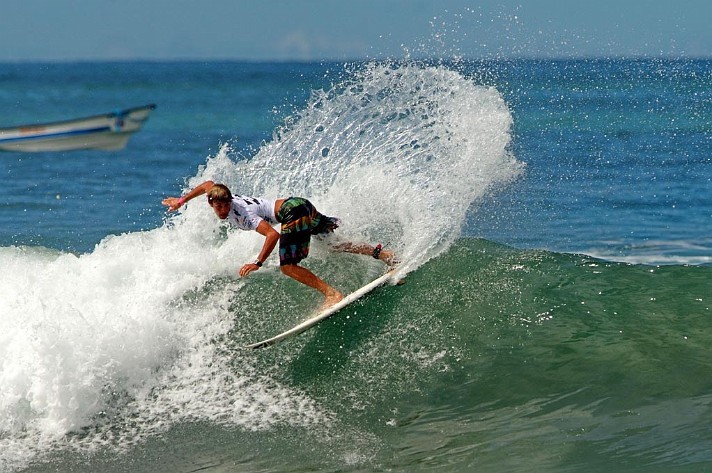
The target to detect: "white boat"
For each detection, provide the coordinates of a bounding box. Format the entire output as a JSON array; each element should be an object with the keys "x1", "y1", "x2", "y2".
[{"x1": 0, "y1": 104, "x2": 156, "y2": 152}]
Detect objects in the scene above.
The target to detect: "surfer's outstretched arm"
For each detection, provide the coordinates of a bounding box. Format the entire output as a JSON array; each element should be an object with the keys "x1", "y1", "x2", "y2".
[{"x1": 162, "y1": 181, "x2": 216, "y2": 211}]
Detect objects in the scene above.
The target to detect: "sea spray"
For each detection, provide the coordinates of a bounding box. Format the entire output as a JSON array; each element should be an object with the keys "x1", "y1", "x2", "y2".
[{"x1": 189, "y1": 62, "x2": 521, "y2": 271}]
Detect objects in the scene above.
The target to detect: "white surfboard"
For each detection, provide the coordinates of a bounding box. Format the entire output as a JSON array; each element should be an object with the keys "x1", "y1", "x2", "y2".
[{"x1": 244, "y1": 268, "x2": 399, "y2": 349}]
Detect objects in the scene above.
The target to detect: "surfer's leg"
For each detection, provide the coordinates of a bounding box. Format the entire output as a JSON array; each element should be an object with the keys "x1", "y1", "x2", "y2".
[
  {"x1": 332, "y1": 242, "x2": 397, "y2": 265},
  {"x1": 281, "y1": 264, "x2": 343, "y2": 308},
  {"x1": 277, "y1": 198, "x2": 345, "y2": 308}
]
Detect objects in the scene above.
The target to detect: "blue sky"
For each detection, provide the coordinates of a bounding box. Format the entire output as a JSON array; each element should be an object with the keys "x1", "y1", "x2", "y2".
[{"x1": 1, "y1": 0, "x2": 709, "y2": 61}]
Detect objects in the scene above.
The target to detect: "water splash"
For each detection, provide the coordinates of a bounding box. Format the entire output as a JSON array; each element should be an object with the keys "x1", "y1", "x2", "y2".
[{"x1": 192, "y1": 61, "x2": 521, "y2": 271}]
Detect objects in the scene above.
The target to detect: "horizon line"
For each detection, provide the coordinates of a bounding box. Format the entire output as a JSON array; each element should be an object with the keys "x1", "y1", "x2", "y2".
[{"x1": 1, "y1": 54, "x2": 710, "y2": 65}]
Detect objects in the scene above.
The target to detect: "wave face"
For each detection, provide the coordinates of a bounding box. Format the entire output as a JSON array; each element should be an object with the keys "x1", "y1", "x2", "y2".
[
  {"x1": 4, "y1": 238, "x2": 711, "y2": 472},
  {"x1": 0, "y1": 62, "x2": 520, "y2": 472}
]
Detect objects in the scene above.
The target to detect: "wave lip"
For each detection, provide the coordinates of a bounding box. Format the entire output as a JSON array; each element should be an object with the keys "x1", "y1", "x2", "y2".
[{"x1": 584, "y1": 238, "x2": 712, "y2": 266}]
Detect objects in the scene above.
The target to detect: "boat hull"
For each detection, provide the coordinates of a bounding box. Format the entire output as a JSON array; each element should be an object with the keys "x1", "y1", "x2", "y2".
[{"x1": 0, "y1": 104, "x2": 155, "y2": 152}]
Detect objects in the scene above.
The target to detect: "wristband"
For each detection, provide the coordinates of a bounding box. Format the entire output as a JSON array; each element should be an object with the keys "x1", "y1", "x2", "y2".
[
  {"x1": 253, "y1": 260, "x2": 262, "y2": 267},
  {"x1": 178, "y1": 196, "x2": 186, "y2": 206}
]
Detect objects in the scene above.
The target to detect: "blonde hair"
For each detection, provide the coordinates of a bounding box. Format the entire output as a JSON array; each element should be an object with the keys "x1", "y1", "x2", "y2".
[{"x1": 207, "y1": 184, "x2": 232, "y2": 203}]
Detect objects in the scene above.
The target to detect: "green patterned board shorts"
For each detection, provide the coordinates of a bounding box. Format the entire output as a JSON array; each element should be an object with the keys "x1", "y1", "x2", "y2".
[{"x1": 276, "y1": 197, "x2": 340, "y2": 266}]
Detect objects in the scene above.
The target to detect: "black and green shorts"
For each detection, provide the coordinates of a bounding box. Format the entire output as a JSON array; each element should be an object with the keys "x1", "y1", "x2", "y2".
[{"x1": 276, "y1": 197, "x2": 340, "y2": 266}]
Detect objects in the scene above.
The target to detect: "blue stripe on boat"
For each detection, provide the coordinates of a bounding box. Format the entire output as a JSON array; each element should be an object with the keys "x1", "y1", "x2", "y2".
[{"x1": 0, "y1": 126, "x2": 114, "y2": 144}]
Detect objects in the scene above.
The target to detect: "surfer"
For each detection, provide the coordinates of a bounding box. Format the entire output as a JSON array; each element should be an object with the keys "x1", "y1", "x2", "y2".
[{"x1": 162, "y1": 181, "x2": 395, "y2": 309}]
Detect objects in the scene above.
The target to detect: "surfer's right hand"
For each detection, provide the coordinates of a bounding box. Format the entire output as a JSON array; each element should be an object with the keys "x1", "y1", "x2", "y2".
[{"x1": 162, "y1": 197, "x2": 183, "y2": 212}]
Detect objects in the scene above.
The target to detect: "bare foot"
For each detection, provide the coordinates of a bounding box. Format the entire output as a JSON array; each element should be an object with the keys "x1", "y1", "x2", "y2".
[
  {"x1": 379, "y1": 249, "x2": 398, "y2": 266},
  {"x1": 319, "y1": 290, "x2": 344, "y2": 312}
]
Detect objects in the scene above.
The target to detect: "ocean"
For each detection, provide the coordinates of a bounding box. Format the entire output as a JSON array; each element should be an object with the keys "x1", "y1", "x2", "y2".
[{"x1": 0, "y1": 58, "x2": 710, "y2": 472}]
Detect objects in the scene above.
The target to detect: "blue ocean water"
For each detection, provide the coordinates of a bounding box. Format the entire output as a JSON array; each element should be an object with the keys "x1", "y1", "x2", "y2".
[{"x1": 0, "y1": 59, "x2": 710, "y2": 472}]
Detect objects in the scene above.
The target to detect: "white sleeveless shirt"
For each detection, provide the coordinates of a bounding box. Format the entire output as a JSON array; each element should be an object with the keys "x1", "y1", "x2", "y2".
[{"x1": 225, "y1": 195, "x2": 277, "y2": 231}]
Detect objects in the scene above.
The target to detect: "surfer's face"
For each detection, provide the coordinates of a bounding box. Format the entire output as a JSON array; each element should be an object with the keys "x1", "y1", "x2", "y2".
[{"x1": 210, "y1": 199, "x2": 231, "y2": 219}]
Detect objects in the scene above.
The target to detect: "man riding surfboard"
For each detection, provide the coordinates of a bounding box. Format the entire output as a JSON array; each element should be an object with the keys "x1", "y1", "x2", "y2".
[{"x1": 163, "y1": 181, "x2": 395, "y2": 309}]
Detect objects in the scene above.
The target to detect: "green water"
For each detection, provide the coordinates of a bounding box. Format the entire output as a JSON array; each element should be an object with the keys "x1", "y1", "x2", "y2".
[{"x1": 25, "y1": 239, "x2": 712, "y2": 472}]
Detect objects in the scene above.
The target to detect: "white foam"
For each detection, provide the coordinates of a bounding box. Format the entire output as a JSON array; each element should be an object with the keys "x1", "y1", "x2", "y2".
[{"x1": 0, "y1": 226, "x2": 331, "y2": 470}]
